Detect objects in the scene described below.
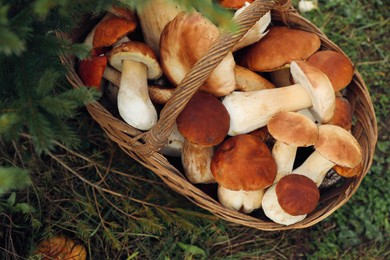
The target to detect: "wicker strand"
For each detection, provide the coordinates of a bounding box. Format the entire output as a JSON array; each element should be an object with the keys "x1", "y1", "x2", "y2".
[{"x1": 137, "y1": 0, "x2": 282, "y2": 156}]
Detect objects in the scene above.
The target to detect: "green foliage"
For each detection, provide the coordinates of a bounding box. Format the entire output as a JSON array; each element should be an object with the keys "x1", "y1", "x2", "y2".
[{"x1": 0, "y1": 167, "x2": 31, "y2": 195}]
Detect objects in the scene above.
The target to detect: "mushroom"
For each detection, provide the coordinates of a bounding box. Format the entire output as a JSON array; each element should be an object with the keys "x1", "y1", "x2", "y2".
[
  {"x1": 210, "y1": 134, "x2": 277, "y2": 213},
  {"x1": 109, "y1": 41, "x2": 162, "y2": 130},
  {"x1": 176, "y1": 91, "x2": 230, "y2": 184},
  {"x1": 93, "y1": 16, "x2": 137, "y2": 49},
  {"x1": 217, "y1": 0, "x2": 255, "y2": 9},
  {"x1": 267, "y1": 111, "x2": 318, "y2": 183},
  {"x1": 222, "y1": 60, "x2": 335, "y2": 135},
  {"x1": 160, "y1": 122, "x2": 185, "y2": 157},
  {"x1": 137, "y1": 0, "x2": 186, "y2": 55},
  {"x1": 77, "y1": 55, "x2": 108, "y2": 90},
  {"x1": 238, "y1": 26, "x2": 321, "y2": 72},
  {"x1": 293, "y1": 124, "x2": 362, "y2": 186},
  {"x1": 307, "y1": 50, "x2": 354, "y2": 92},
  {"x1": 262, "y1": 174, "x2": 320, "y2": 225},
  {"x1": 234, "y1": 65, "x2": 275, "y2": 91},
  {"x1": 298, "y1": 0, "x2": 318, "y2": 13},
  {"x1": 34, "y1": 235, "x2": 87, "y2": 260},
  {"x1": 160, "y1": 11, "x2": 236, "y2": 97}
]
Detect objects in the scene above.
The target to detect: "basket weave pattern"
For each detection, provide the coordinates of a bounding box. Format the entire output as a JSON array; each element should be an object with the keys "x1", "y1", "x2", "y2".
[{"x1": 60, "y1": 0, "x2": 378, "y2": 230}]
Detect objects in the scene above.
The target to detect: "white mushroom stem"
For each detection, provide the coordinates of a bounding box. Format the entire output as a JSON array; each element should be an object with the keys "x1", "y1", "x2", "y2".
[
  {"x1": 232, "y1": 6, "x2": 271, "y2": 52},
  {"x1": 262, "y1": 184, "x2": 306, "y2": 225},
  {"x1": 272, "y1": 142, "x2": 298, "y2": 183},
  {"x1": 118, "y1": 59, "x2": 157, "y2": 130},
  {"x1": 103, "y1": 66, "x2": 121, "y2": 86},
  {"x1": 293, "y1": 151, "x2": 335, "y2": 186},
  {"x1": 218, "y1": 185, "x2": 264, "y2": 214},
  {"x1": 160, "y1": 123, "x2": 184, "y2": 157},
  {"x1": 137, "y1": 0, "x2": 185, "y2": 55},
  {"x1": 223, "y1": 84, "x2": 312, "y2": 135},
  {"x1": 181, "y1": 141, "x2": 215, "y2": 184}
]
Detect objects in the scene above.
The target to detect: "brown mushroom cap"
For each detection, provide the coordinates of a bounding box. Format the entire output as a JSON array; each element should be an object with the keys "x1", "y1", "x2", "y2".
[
  {"x1": 160, "y1": 11, "x2": 236, "y2": 97},
  {"x1": 218, "y1": 0, "x2": 255, "y2": 9},
  {"x1": 267, "y1": 111, "x2": 318, "y2": 147},
  {"x1": 93, "y1": 17, "x2": 137, "y2": 49},
  {"x1": 276, "y1": 174, "x2": 320, "y2": 216},
  {"x1": 333, "y1": 161, "x2": 362, "y2": 178},
  {"x1": 315, "y1": 124, "x2": 362, "y2": 168},
  {"x1": 77, "y1": 56, "x2": 107, "y2": 89},
  {"x1": 211, "y1": 134, "x2": 277, "y2": 191},
  {"x1": 308, "y1": 50, "x2": 354, "y2": 92},
  {"x1": 109, "y1": 41, "x2": 162, "y2": 79},
  {"x1": 237, "y1": 26, "x2": 321, "y2": 72},
  {"x1": 234, "y1": 65, "x2": 275, "y2": 91},
  {"x1": 176, "y1": 91, "x2": 230, "y2": 147},
  {"x1": 328, "y1": 96, "x2": 353, "y2": 131}
]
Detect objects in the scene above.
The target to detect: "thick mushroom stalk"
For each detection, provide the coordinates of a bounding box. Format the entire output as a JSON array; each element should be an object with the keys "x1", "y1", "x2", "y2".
[
  {"x1": 262, "y1": 174, "x2": 320, "y2": 225},
  {"x1": 109, "y1": 42, "x2": 162, "y2": 130},
  {"x1": 267, "y1": 112, "x2": 318, "y2": 183},
  {"x1": 293, "y1": 124, "x2": 362, "y2": 186},
  {"x1": 223, "y1": 60, "x2": 335, "y2": 135},
  {"x1": 218, "y1": 185, "x2": 264, "y2": 214}
]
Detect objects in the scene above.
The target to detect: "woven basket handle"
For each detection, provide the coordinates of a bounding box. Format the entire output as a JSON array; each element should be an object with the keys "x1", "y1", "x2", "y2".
[{"x1": 138, "y1": 0, "x2": 288, "y2": 155}]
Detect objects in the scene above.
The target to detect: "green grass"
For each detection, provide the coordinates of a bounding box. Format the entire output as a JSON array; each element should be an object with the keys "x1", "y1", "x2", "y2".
[{"x1": 1, "y1": 0, "x2": 389, "y2": 259}]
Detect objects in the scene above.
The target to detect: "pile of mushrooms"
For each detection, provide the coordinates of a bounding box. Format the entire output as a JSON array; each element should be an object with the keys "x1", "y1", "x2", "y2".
[{"x1": 76, "y1": 1, "x2": 362, "y2": 226}]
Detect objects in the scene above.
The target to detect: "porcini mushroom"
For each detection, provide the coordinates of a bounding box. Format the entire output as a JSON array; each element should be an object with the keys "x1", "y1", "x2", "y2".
[
  {"x1": 293, "y1": 124, "x2": 362, "y2": 186},
  {"x1": 160, "y1": 11, "x2": 236, "y2": 97},
  {"x1": 211, "y1": 134, "x2": 277, "y2": 213},
  {"x1": 262, "y1": 174, "x2": 320, "y2": 225},
  {"x1": 109, "y1": 41, "x2": 162, "y2": 130},
  {"x1": 307, "y1": 50, "x2": 354, "y2": 92},
  {"x1": 267, "y1": 111, "x2": 318, "y2": 183},
  {"x1": 234, "y1": 65, "x2": 275, "y2": 91},
  {"x1": 176, "y1": 91, "x2": 230, "y2": 183},
  {"x1": 77, "y1": 56, "x2": 108, "y2": 90},
  {"x1": 223, "y1": 60, "x2": 335, "y2": 135}
]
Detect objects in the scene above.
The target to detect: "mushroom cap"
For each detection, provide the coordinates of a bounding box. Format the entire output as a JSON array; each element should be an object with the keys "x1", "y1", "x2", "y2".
[
  {"x1": 237, "y1": 26, "x2": 321, "y2": 72},
  {"x1": 234, "y1": 65, "x2": 275, "y2": 91},
  {"x1": 109, "y1": 41, "x2": 162, "y2": 79},
  {"x1": 333, "y1": 161, "x2": 362, "y2": 178},
  {"x1": 109, "y1": 6, "x2": 138, "y2": 22},
  {"x1": 328, "y1": 96, "x2": 353, "y2": 131},
  {"x1": 291, "y1": 60, "x2": 335, "y2": 124},
  {"x1": 267, "y1": 111, "x2": 318, "y2": 147},
  {"x1": 176, "y1": 91, "x2": 230, "y2": 147},
  {"x1": 93, "y1": 16, "x2": 137, "y2": 49},
  {"x1": 211, "y1": 134, "x2": 277, "y2": 191},
  {"x1": 308, "y1": 50, "x2": 354, "y2": 92},
  {"x1": 160, "y1": 11, "x2": 236, "y2": 97},
  {"x1": 77, "y1": 56, "x2": 107, "y2": 89},
  {"x1": 315, "y1": 124, "x2": 362, "y2": 168},
  {"x1": 218, "y1": 0, "x2": 255, "y2": 9},
  {"x1": 276, "y1": 174, "x2": 320, "y2": 216}
]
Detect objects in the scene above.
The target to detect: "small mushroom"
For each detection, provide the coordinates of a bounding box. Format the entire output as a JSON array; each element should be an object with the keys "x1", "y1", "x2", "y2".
[
  {"x1": 217, "y1": 0, "x2": 255, "y2": 9},
  {"x1": 34, "y1": 235, "x2": 87, "y2": 260},
  {"x1": 293, "y1": 124, "x2": 362, "y2": 186},
  {"x1": 210, "y1": 134, "x2": 277, "y2": 213},
  {"x1": 160, "y1": 11, "x2": 236, "y2": 97},
  {"x1": 109, "y1": 42, "x2": 162, "y2": 130},
  {"x1": 262, "y1": 174, "x2": 320, "y2": 225},
  {"x1": 77, "y1": 56, "x2": 108, "y2": 90},
  {"x1": 267, "y1": 111, "x2": 318, "y2": 183},
  {"x1": 222, "y1": 60, "x2": 335, "y2": 135},
  {"x1": 176, "y1": 91, "x2": 230, "y2": 184},
  {"x1": 308, "y1": 50, "x2": 354, "y2": 92}
]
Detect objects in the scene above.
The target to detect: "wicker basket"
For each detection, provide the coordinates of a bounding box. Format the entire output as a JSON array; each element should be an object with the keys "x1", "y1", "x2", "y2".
[{"x1": 59, "y1": 0, "x2": 378, "y2": 230}]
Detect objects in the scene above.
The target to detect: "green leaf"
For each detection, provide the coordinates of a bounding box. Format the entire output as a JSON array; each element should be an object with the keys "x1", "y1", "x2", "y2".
[
  {"x1": 177, "y1": 242, "x2": 206, "y2": 257},
  {"x1": 13, "y1": 203, "x2": 35, "y2": 214},
  {"x1": 6, "y1": 192, "x2": 16, "y2": 207},
  {"x1": 0, "y1": 27, "x2": 26, "y2": 55},
  {"x1": 0, "y1": 167, "x2": 31, "y2": 195},
  {"x1": 0, "y1": 112, "x2": 19, "y2": 135}
]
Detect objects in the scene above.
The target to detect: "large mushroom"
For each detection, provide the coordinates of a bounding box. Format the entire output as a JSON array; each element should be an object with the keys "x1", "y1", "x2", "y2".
[
  {"x1": 109, "y1": 41, "x2": 162, "y2": 130},
  {"x1": 262, "y1": 174, "x2": 320, "y2": 225},
  {"x1": 176, "y1": 91, "x2": 230, "y2": 184},
  {"x1": 293, "y1": 124, "x2": 362, "y2": 186},
  {"x1": 77, "y1": 56, "x2": 108, "y2": 90},
  {"x1": 210, "y1": 134, "x2": 277, "y2": 213},
  {"x1": 160, "y1": 11, "x2": 236, "y2": 97},
  {"x1": 267, "y1": 111, "x2": 318, "y2": 183},
  {"x1": 222, "y1": 60, "x2": 335, "y2": 135}
]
